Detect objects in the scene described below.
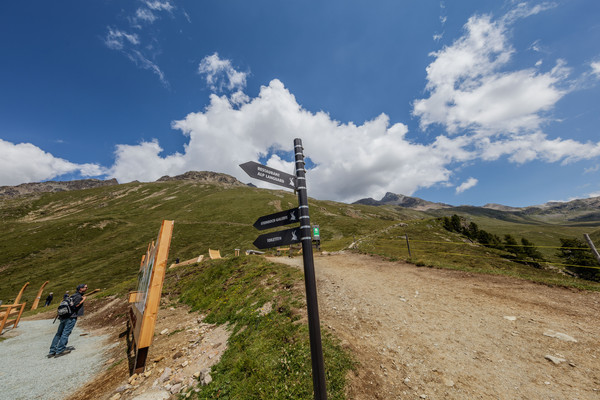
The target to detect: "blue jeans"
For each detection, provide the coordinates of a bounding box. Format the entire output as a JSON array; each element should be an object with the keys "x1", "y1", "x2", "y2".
[{"x1": 49, "y1": 317, "x2": 77, "y2": 354}]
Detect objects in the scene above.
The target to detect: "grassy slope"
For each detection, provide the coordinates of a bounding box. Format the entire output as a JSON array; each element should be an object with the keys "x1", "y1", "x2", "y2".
[
  {"x1": 361, "y1": 211, "x2": 600, "y2": 290},
  {"x1": 2, "y1": 180, "x2": 600, "y2": 303},
  {"x1": 0, "y1": 181, "x2": 409, "y2": 302},
  {"x1": 426, "y1": 207, "x2": 600, "y2": 261},
  {"x1": 164, "y1": 257, "x2": 354, "y2": 399}
]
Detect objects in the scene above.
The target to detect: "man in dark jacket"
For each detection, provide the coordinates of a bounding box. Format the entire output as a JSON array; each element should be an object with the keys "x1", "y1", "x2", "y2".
[
  {"x1": 47, "y1": 284, "x2": 87, "y2": 358},
  {"x1": 44, "y1": 292, "x2": 54, "y2": 306}
]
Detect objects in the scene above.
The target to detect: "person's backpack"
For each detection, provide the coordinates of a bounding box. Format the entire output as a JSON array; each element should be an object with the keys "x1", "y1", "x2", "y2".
[{"x1": 55, "y1": 295, "x2": 75, "y2": 320}]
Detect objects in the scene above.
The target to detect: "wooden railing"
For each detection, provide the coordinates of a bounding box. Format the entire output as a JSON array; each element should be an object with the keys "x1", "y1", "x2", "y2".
[{"x1": 0, "y1": 302, "x2": 27, "y2": 334}]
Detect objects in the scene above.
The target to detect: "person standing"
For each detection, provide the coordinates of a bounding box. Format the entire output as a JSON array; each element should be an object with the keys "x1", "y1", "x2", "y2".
[
  {"x1": 44, "y1": 292, "x2": 54, "y2": 307},
  {"x1": 48, "y1": 284, "x2": 87, "y2": 358}
]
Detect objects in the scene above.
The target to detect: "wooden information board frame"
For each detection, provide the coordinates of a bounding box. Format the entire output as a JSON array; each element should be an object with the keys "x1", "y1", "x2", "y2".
[{"x1": 128, "y1": 220, "x2": 174, "y2": 373}]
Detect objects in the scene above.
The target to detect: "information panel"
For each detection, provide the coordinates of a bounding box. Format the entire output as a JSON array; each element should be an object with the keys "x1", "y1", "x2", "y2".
[{"x1": 128, "y1": 220, "x2": 174, "y2": 373}]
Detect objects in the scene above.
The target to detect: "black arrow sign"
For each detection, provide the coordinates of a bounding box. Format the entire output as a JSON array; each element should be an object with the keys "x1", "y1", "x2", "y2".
[
  {"x1": 253, "y1": 227, "x2": 301, "y2": 249},
  {"x1": 240, "y1": 161, "x2": 297, "y2": 189},
  {"x1": 253, "y1": 207, "x2": 299, "y2": 231}
]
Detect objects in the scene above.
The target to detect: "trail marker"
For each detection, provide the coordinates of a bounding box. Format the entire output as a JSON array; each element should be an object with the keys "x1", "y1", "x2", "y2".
[
  {"x1": 253, "y1": 227, "x2": 301, "y2": 249},
  {"x1": 239, "y1": 161, "x2": 297, "y2": 189},
  {"x1": 241, "y1": 139, "x2": 328, "y2": 400},
  {"x1": 253, "y1": 207, "x2": 299, "y2": 231}
]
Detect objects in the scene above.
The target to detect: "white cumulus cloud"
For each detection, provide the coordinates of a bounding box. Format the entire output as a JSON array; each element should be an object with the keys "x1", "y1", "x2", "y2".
[
  {"x1": 108, "y1": 79, "x2": 460, "y2": 202},
  {"x1": 0, "y1": 139, "x2": 104, "y2": 186},
  {"x1": 105, "y1": 34, "x2": 600, "y2": 203},
  {"x1": 198, "y1": 53, "x2": 248, "y2": 92},
  {"x1": 413, "y1": 9, "x2": 569, "y2": 136},
  {"x1": 456, "y1": 177, "x2": 478, "y2": 194}
]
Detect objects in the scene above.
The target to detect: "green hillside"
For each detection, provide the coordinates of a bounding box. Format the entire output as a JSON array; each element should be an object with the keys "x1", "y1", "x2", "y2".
[
  {"x1": 2, "y1": 178, "x2": 600, "y2": 303},
  {"x1": 0, "y1": 180, "x2": 418, "y2": 302}
]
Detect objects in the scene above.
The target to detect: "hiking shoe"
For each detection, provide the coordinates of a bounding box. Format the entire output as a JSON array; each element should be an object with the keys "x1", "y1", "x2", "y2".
[
  {"x1": 46, "y1": 353, "x2": 55, "y2": 358},
  {"x1": 66, "y1": 346, "x2": 75, "y2": 351},
  {"x1": 54, "y1": 349, "x2": 71, "y2": 357}
]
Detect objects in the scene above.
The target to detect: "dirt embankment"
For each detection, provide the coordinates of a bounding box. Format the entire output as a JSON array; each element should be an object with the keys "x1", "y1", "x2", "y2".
[{"x1": 277, "y1": 253, "x2": 600, "y2": 400}]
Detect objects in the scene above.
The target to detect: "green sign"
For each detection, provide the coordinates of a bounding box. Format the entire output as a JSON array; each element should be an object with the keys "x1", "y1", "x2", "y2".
[{"x1": 312, "y1": 225, "x2": 320, "y2": 239}]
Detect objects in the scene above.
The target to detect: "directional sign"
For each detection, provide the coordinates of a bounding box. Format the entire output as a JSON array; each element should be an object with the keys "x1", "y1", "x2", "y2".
[
  {"x1": 240, "y1": 161, "x2": 297, "y2": 189},
  {"x1": 253, "y1": 227, "x2": 301, "y2": 249},
  {"x1": 253, "y1": 207, "x2": 299, "y2": 231}
]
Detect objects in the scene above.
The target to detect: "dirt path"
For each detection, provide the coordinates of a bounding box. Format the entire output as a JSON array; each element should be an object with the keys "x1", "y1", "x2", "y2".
[{"x1": 274, "y1": 252, "x2": 600, "y2": 400}]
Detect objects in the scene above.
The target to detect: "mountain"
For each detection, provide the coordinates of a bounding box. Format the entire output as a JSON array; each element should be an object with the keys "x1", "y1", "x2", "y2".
[
  {"x1": 481, "y1": 197, "x2": 600, "y2": 223},
  {"x1": 353, "y1": 192, "x2": 452, "y2": 211},
  {"x1": 355, "y1": 191, "x2": 600, "y2": 223},
  {"x1": 156, "y1": 171, "x2": 245, "y2": 186},
  {"x1": 0, "y1": 172, "x2": 246, "y2": 199},
  {"x1": 482, "y1": 203, "x2": 523, "y2": 212},
  {"x1": 0, "y1": 178, "x2": 119, "y2": 198}
]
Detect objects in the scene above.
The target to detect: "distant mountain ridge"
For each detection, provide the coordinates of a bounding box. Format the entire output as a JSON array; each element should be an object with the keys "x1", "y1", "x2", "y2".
[
  {"x1": 0, "y1": 171, "x2": 245, "y2": 198},
  {"x1": 0, "y1": 178, "x2": 119, "y2": 198},
  {"x1": 2, "y1": 173, "x2": 599, "y2": 219},
  {"x1": 156, "y1": 171, "x2": 245, "y2": 186},
  {"x1": 354, "y1": 191, "x2": 600, "y2": 221},
  {"x1": 353, "y1": 192, "x2": 452, "y2": 211}
]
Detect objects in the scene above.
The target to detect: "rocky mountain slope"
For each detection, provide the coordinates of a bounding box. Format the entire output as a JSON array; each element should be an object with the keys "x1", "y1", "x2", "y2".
[
  {"x1": 355, "y1": 191, "x2": 600, "y2": 222},
  {"x1": 354, "y1": 192, "x2": 452, "y2": 210},
  {"x1": 156, "y1": 171, "x2": 245, "y2": 186},
  {"x1": 0, "y1": 171, "x2": 245, "y2": 198},
  {"x1": 0, "y1": 178, "x2": 119, "y2": 198}
]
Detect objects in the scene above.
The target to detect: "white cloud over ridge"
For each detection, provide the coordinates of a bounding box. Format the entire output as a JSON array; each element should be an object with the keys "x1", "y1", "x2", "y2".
[
  {"x1": 456, "y1": 177, "x2": 478, "y2": 194},
  {"x1": 0, "y1": 140, "x2": 103, "y2": 186},
  {"x1": 106, "y1": 77, "x2": 600, "y2": 202},
  {"x1": 108, "y1": 79, "x2": 456, "y2": 202}
]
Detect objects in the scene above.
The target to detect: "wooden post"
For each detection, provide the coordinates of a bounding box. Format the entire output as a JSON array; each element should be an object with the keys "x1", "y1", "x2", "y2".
[
  {"x1": 13, "y1": 303, "x2": 26, "y2": 328},
  {"x1": 31, "y1": 281, "x2": 49, "y2": 310},
  {"x1": 0, "y1": 306, "x2": 10, "y2": 334},
  {"x1": 14, "y1": 282, "x2": 29, "y2": 304},
  {"x1": 405, "y1": 234, "x2": 412, "y2": 258},
  {"x1": 583, "y1": 234, "x2": 600, "y2": 265}
]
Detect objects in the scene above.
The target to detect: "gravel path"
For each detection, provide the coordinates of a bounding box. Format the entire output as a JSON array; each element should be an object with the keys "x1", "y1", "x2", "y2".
[
  {"x1": 275, "y1": 253, "x2": 600, "y2": 399},
  {"x1": 0, "y1": 319, "x2": 115, "y2": 400}
]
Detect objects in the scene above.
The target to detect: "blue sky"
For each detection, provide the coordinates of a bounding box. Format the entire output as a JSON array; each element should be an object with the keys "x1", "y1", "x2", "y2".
[{"x1": 1, "y1": 0, "x2": 599, "y2": 207}]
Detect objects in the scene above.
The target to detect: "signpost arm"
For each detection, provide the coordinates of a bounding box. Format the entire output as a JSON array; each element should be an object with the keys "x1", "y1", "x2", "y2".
[{"x1": 294, "y1": 138, "x2": 328, "y2": 400}]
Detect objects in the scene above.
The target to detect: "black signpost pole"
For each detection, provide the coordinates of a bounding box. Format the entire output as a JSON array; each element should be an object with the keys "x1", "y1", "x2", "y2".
[{"x1": 294, "y1": 138, "x2": 328, "y2": 400}]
